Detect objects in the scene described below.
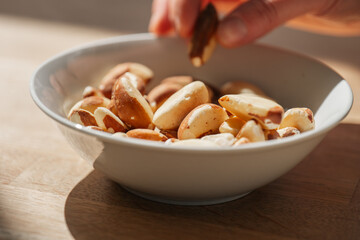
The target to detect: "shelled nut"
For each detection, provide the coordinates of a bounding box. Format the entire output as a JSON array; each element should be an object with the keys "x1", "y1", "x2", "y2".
[
  {"x1": 153, "y1": 81, "x2": 209, "y2": 130},
  {"x1": 236, "y1": 120, "x2": 265, "y2": 142},
  {"x1": 219, "y1": 93, "x2": 283, "y2": 129},
  {"x1": 113, "y1": 75, "x2": 153, "y2": 129},
  {"x1": 219, "y1": 116, "x2": 246, "y2": 136},
  {"x1": 279, "y1": 108, "x2": 315, "y2": 132},
  {"x1": 178, "y1": 103, "x2": 228, "y2": 140},
  {"x1": 69, "y1": 109, "x2": 97, "y2": 126},
  {"x1": 68, "y1": 96, "x2": 110, "y2": 118},
  {"x1": 99, "y1": 63, "x2": 153, "y2": 98},
  {"x1": 189, "y1": 3, "x2": 218, "y2": 67},
  {"x1": 233, "y1": 137, "x2": 251, "y2": 146},
  {"x1": 94, "y1": 107, "x2": 127, "y2": 133},
  {"x1": 201, "y1": 133, "x2": 235, "y2": 146},
  {"x1": 277, "y1": 127, "x2": 301, "y2": 138},
  {"x1": 126, "y1": 129, "x2": 168, "y2": 142}
]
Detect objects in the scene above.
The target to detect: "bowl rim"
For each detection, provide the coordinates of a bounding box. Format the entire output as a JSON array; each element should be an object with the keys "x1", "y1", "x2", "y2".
[{"x1": 30, "y1": 33, "x2": 353, "y2": 153}]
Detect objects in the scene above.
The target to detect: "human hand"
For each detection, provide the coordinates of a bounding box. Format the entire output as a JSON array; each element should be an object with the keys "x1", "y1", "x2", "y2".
[{"x1": 149, "y1": 0, "x2": 360, "y2": 47}]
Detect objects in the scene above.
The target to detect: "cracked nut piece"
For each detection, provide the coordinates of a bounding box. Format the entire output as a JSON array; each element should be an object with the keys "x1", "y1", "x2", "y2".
[
  {"x1": 219, "y1": 93, "x2": 284, "y2": 130},
  {"x1": 236, "y1": 120, "x2": 265, "y2": 142},
  {"x1": 219, "y1": 116, "x2": 246, "y2": 136},
  {"x1": 277, "y1": 127, "x2": 300, "y2": 138},
  {"x1": 233, "y1": 137, "x2": 251, "y2": 146},
  {"x1": 113, "y1": 75, "x2": 153, "y2": 129},
  {"x1": 147, "y1": 82, "x2": 184, "y2": 112},
  {"x1": 99, "y1": 63, "x2": 152, "y2": 98},
  {"x1": 153, "y1": 81, "x2": 209, "y2": 130},
  {"x1": 82, "y1": 86, "x2": 104, "y2": 98},
  {"x1": 69, "y1": 109, "x2": 98, "y2": 126},
  {"x1": 94, "y1": 107, "x2": 127, "y2": 133},
  {"x1": 154, "y1": 127, "x2": 178, "y2": 139},
  {"x1": 201, "y1": 133, "x2": 235, "y2": 146},
  {"x1": 264, "y1": 129, "x2": 280, "y2": 140},
  {"x1": 220, "y1": 81, "x2": 267, "y2": 97},
  {"x1": 119, "y1": 72, "x2": 146, "y2": 95},
  {"x1": 68, "y1": 96, "x2": 110, "y2": 118},
  {"x1": 178, "y1": 103, "x2": 228, "y2": 140},
  {"x1": 189, "y1": 3, "x2": 218, "y2": 67},
  {"x1": 172, "y1": 139, "x2": 220, "y2": 147},
  {"x1": 126, "y1": 129, "x2": 168, "y2": 142},
  {"x1": 279, "y1": 108, "x2": 315, "y2": 132}
]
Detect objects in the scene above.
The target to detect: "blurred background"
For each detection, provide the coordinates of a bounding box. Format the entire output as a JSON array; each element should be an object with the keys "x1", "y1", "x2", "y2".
[{"x1": 1, "y1": 0, "x2": 359, "y2": 123}]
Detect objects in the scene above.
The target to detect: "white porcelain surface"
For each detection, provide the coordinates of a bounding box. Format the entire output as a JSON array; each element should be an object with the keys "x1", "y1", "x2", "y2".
[{"x1": 30, "y1": 33, "x2": 353, "y2": 205}]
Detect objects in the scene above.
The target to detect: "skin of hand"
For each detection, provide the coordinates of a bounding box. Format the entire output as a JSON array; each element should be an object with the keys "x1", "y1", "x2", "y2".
[{"x1": 149, "y1": 0, "x2": 360, "y2": 47}]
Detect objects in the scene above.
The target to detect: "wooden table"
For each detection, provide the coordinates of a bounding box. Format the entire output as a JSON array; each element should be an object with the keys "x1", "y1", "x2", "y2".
[{"x1": 1, "y1": 14, "x2": 359, "y2": 240}]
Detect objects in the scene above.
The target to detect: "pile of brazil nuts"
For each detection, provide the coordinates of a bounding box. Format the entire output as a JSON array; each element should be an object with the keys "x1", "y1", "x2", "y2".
[{"x1": 67, "y1": 62, "x2": 315, "y2": 147}]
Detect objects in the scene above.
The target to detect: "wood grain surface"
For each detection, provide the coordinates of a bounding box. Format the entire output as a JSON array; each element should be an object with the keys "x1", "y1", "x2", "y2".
[
  {"x1": 64, "y1": 123, "x2": 360, "y2": 240},
  {"x1": 0, "y1": 14, "x2": 359, "y2": 240}
]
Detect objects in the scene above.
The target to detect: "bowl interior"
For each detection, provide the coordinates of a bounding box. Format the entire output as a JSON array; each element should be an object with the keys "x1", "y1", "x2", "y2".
[{"x1": 31, "y1": 33, "x2": 353, "y2": 142}]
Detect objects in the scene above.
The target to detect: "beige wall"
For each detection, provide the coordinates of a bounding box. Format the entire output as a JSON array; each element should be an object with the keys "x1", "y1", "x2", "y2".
[{"x1": 0, "y1": 0, "x2": 152, "y2": 31}]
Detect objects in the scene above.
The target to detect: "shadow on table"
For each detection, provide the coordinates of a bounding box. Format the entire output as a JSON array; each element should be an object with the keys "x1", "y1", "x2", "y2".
[{"x1": 64, "y1": 123, "x2": 360, "y2": 240}]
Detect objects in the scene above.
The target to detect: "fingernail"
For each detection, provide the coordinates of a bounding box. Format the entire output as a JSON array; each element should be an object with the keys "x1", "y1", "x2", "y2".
[{"x1": 217, "y1": 17, "x2": 247, "y2": 47}]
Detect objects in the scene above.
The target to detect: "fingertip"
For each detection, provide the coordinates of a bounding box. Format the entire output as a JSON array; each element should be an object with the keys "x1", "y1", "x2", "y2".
[
  {"x1": 217, "y1": 17, "x2": 247, "y2": 47},
  {"x1": 173, "y1": 0, "x2": 202, "y2": 38},
  {"x1": 148, "y1": 0, "x2": 174, "y2": 35}
]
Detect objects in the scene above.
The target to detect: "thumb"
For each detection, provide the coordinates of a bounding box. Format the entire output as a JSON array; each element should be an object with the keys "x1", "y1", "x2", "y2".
[{"x1": 217, "y1": 0, "x2": 330, "y2": 47}]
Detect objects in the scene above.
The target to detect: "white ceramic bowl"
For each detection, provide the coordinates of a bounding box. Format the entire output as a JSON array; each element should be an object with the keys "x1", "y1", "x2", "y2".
[{"x1": 30, "y1": 33, "x2": 353, "y2": 205}]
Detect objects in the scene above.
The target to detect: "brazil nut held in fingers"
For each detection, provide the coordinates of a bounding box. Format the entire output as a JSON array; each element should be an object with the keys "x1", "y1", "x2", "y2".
[
  {"x1": 178, "y1": 103, "x2": 228, "y2": 140},
  {"x1": 153, "y1": 81, "x2": 209, "y2": 130},
  {"x1": 189, "y1": 2, "x2": 218, "y2": 67},
  {"x1": 219, "y1": 93, "x2": 284, "y2": 130},
  {"x1": 113, "y1": 75, "x2": 153, "y2": 129}
]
